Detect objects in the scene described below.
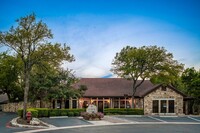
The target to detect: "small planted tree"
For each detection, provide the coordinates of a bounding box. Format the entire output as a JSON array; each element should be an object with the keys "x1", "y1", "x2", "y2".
[
  {"x1": 0, "y1": 14, "x2": 74, "y2": 119},
  {"x1": 111, "y1": 45, "x2": 183, "y2": 108}
]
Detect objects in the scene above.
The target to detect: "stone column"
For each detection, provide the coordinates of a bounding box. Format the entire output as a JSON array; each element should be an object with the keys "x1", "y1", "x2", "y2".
[
  {"x1": 61, "y1": 99, "x2": 65, "y2": 109},
  {"x1": 55, "y1": 100, "x2": 57, "y2": 109},
  {"x1": 76, "y1": 98, "x2": 79, "y2": 109},
  {"x1": 110, "y1": 98, "x2": 113, "y2": 108},
  {"x1": 119, "y1": 98, "x2": 120, "y2": 108},
  {"x1": 69, "y1": 98, "x2": 72, "y2": 109}
]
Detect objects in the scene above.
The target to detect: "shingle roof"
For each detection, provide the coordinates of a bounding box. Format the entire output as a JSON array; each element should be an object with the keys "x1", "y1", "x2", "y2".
[{"x1": 74, "y1": 78, "x2": 156, "y2": 97}]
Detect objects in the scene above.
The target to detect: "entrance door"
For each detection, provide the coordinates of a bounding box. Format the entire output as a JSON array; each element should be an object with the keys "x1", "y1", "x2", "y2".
[
  {"x1": 98, "y1": 101, "x2": 103, "y2": 113},
  {"x1": 161, "y1": 100, "x2": 167, "y2": 113}
]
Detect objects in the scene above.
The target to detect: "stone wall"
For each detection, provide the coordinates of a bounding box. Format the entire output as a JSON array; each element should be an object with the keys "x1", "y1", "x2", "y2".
[
  {"x1": 144, "y1": 86, "x2": 184, "y2": 115},
  {"x1": 2, "y1": 100, "x2": 51, "y2": 112}
]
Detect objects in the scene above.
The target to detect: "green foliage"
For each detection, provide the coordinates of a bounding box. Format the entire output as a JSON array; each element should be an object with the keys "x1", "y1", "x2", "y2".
[
  {"x1": 18, "y1": 109, "x2": 23, "y2": 118},
  {"x1": 0, "y1": 14, "x2": 75, "y2": 119},
  {"x1": 112, "y1": 45, "x2": 183, "y2": 85},
  {"x1": 49, "y1": 109, "x2": 61, "y2": 116},
  {"x1": 27, "y1": 109, "x2": 39, "y2": 118},
  {"x1": 104, "y1": 108, "x2": 144, "y2": 115},
  {"x1": 0, "y1": 53, "x2": 23, "y2": 102},
  {"x1": 74, "y1": 112, "x2": 80, "y2": 116},
  {"x1": 34, "y1": 108, "x2": 49, "y2": 117},
  {"x1": 181, "y1": 67, "x2": 200, "y2": 114},
  {"x1": 18, "y1": 108, "x2": 38, "y2": 118},
  {"x1": 111, "y1": 45, "x2": 184, "y2": 108},
  {"x1": 68, "y1": 112, "x2": 74, "y2": 117}
]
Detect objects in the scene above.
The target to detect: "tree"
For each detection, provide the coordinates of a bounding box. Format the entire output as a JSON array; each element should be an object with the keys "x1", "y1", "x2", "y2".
[
  {"x1": 0, "y1": 14, "x2": 74, "y2": 119},
  {"x1": 181, "y1": 67, "x2": 200, "y2": 114},
  {"x1": 111, "y1": 45, "x2": 184, "y2": 108},
  {"x1": 0, "y1": 53, "x2": 23, "y2": 102}
]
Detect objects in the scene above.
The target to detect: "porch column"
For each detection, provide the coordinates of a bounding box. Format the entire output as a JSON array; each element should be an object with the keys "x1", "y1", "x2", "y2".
[
  {"x1": 69, "y1": 98, "x2": 72, "y2": 109},
  {"x1": 97, "y1": 98, "x2": 98, "y2": 108},
  {"x1": 166, "y1": 100, "x2": 169, "y2": 113},
  {"x1": 76, "y1": 98, "x2": 79, "y2": 109},
  {"x1": 110, "y1": 98, "x2": 113, "y2": 108},
  {"x1": 55, "y1": 100, "x2": 57, "y2": 109},
  {"x1": 61, "y1": 98, "x2": 65, "y2": 109},
  {"x1": 185, "y1": 101, "x2": 188, "y2": 115},
  {"x1": 158, "y1": 100, "x2": 161, "y2": 113},
  {"x1": 103, "y1": 98, "x2": 104, "y2": 110},
  {"x1": 119, "y1": 98, "x2": 120, "y2": 108},
  {"x1": 125, "y1": 98, "x2": 126, "y2": 109}
]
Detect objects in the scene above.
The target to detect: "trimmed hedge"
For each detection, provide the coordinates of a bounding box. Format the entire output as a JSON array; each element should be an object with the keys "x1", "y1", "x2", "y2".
[
  {"x1": 18, "y1": 108, "x2": 38, "y2": 118},
  {"x1": 17, "y1": 108, "x2": 86, "y2": 118},
  {"x1": 104, "y1": 108, "x2": 144, "y2": 115}
]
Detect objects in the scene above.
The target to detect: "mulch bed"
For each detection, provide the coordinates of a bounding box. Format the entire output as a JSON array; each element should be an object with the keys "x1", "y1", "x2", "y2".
[{"x1": 17, "y1": 118, "x2": 47, "y2": 126}]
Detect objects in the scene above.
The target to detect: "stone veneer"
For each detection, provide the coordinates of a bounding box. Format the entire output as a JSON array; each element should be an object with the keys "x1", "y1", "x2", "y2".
[{"x1": 144, "y1": 86, "x2": 184, "y2": 115}]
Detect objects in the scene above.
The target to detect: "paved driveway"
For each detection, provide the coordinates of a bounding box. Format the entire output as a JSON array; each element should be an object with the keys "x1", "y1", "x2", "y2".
[
  {"x1": 40, "y1": 117, "x2": 91, "y2": 127},
  {"x1": 114, "y1": 115, "x2": 200, "y2": 123},
  {"x1": 0, "y1": 112, "x2": 33, "y2": 133}
]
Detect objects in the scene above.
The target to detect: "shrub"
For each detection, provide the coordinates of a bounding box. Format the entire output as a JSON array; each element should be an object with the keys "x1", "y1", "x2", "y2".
[
  {"x1": 104, "y1": 108, "x2": 144, "y2": 115},
  {"x1": 74, "y1": 112, "x2": 80, "y2": 116},
  {"x1": 18, "y1": 109, "x2": 23, "y2": 118},
  {"x1": 35, "y1": 108, "x2": 49, "y2": 117},
  {"x1": 49, "y1": 109, "x2": 60, "y2": 116},
  {"x1": 27, "y1": 109, "x2": 38, "y2": 118},
  {"x1": 68, "y1": 112, "x2": 74, "y2": 117},
  {"x1": 60, "y1": 111, "x2": 68, "y2": 116},
  {"x1": 81, "y1": 112, "x2": 104, "y2": 120},
  {"x1": 17, "y1": 108, "x2": 38, "y2": 118}
]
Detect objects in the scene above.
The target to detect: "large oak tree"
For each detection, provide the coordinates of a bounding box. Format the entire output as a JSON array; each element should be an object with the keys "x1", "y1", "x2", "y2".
[
  {"x1": 0, "y1": 14, "x2": 74, "y2": 119},
  {"x1": 111, "y1": 45, "x2": 184, "y2": 108}
]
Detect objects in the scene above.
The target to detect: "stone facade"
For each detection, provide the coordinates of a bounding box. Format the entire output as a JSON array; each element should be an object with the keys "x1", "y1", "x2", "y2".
[
  {"x1": 143, "y1": 86, "x2": 184, "y2": 115},
  {"x1": 2, "y1": 100, "x2": 51, "y2": 112}
]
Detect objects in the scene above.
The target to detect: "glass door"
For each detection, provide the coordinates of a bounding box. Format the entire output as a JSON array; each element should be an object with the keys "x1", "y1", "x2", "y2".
[{"x1": 161, "y1": 100, "x2": 167, "y2": 113}]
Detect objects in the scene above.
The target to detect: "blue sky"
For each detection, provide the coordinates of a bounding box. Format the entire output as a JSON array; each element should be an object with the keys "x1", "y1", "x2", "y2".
[{"x1": 0, "y1": 0, "x2": 200, "y2": 78}]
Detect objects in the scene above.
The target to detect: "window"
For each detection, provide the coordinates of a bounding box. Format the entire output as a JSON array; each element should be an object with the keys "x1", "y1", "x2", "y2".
[
  {"x1": 65, "y1": 100, "x2": 69, "y2": 108},
  {"x1": 161, "y1": 100, "x2": 167, "y2": 113},
  {"x1": 120, "y1": 100, "x2": 125, "y2": 108},
  {"x1": 152, "y1": 100, "x2": 159, "y2": 113},
  {"x1": 114, "y1": 100, "x2": 119, "y2": 108},
  {"x1": 126, "y1": 101, "x2": 131, "y2": 108},
  {"x1": 72, "y1": 100, "x2": 77, "y2": 108},
  {"x1": 57, "y1": 100, "x2": 61, "y2": 109},
  {"x1": 168, "y1": 100, "x2": 175, "y2": 113},
  {"x1": 104, "y1": 101, "x2": 109, "y2": 108}
]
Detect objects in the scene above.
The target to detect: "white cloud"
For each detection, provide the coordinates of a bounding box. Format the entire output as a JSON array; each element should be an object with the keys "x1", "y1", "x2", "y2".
[{"x1": 48, "y1": 15, "x2": 200, "y2": 77}]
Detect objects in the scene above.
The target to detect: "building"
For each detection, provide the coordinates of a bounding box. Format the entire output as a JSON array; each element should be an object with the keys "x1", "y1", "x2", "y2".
[
  {"x1": 53, "y1": 78, "x2": 191, "y2": 115},
  {"x1": 0, "y1": 93, "x2": 8, "y2": 111}
]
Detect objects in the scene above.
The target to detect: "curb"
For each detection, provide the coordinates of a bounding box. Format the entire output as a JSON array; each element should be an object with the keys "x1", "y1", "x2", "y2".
[{"x1": 10, "y1": 117, "x2": 55, "y2": 128}]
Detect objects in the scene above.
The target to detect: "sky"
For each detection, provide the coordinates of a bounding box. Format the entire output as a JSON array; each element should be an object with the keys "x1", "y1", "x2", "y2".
[{"x1": 0, "y1": 0, "x2": 200, "y2": 78}]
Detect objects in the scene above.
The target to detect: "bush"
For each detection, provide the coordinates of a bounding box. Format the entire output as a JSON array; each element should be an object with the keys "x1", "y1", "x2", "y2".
[
  {"x1": 81, "y1": 112, "x2": 104, "y2": 120},
  {"x1": 17, "y1": 109, "x2": 23, "y2": 118},
  {"x1": 104, "y1": 108, "x2": 144, "y2": 115},
  {"x1": 18, "y1": 108, "x2": 86, "y2": 118},
  {"x1": 27, "y1": 109, "x2": 38, "y2": 118},
  {"x1": 60, "y1": 111, "x2": 68, "y2": 116},
  {"x1": 68, "y1": 112, "x2": 74, "y2": 117},
  {"x1": 17, "y1": 108, "x2": 38, "y2": 118},
  {"x1": 35, "y1": 108, "x2": 49, "y2": 117},
  {"x1": 74, "y1": 112, "x2": 80, "y2": 116},
  {"x1": 49, "y1": 109, "x2": 60, "y2": 116}
]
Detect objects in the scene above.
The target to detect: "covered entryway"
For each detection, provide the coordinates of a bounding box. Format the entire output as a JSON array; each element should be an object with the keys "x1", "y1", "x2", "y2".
[{"x1": 98, "y1": 101, "x2": 103, "y2": 113}]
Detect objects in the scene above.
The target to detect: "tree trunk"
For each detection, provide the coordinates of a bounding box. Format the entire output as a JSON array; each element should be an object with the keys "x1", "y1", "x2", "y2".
[{"x1": 23, "y1": 70, "x2": 30, "y2": 119}]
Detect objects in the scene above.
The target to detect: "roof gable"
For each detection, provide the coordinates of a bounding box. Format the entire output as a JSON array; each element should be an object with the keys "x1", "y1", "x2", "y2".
[
  {"x1": 74, "y1": 78, "x2": 155, "y2": 97},
  {"x1": 141, "y1": 84, "x2": 187, "y2": 97}
]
